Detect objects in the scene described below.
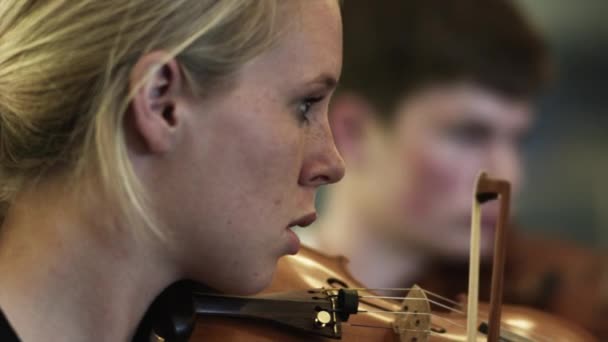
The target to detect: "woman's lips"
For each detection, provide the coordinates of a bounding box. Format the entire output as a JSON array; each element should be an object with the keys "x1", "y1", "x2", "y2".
[
  {"x1": 285, "y1": 212, "x2": 317, "y2": 255},
  {"x1": 285, "y1": 229, "x2": 301, "y2": 255},
  {"x1": 287, "y1": 212, "x2": 317, "y2": 228}
]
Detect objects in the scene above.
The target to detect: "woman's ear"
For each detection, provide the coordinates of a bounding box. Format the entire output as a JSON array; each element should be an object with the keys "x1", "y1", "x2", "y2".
[
  {"x1": 129, "y1": 51, "x2": 185, "y2": 154},
  {"x1": 329, "y1": 92, "x2": 375, "y2": 167}
]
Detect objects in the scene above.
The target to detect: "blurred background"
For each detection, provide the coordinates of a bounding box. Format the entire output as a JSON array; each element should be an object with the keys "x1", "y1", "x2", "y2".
[{"x1": 513, "y1": 0, "x2": 608, "y2": 249}]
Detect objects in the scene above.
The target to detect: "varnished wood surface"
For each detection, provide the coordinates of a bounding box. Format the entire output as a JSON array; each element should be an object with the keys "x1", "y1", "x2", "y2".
[{"x1": 189, "y1": 246, "x2": 596, "y2": 341}]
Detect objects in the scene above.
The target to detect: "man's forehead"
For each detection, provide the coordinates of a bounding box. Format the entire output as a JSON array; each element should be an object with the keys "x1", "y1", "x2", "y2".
[{"x1": 397, "y1": 84, "x2": 535, "y2": 128}]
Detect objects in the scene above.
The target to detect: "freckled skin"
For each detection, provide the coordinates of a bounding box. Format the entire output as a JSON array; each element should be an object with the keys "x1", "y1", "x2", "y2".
[{"x1": 148, "y1": 1, "x2": 345, "y2": 294}]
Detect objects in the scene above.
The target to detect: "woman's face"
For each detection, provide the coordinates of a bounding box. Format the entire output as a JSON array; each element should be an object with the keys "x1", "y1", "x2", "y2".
[
  {"x1": 160, "y1": 1, "x2": 344, "y2": 294},
  {"x1": 377, "y1": 83, "x2": 532, "y2": 259}
]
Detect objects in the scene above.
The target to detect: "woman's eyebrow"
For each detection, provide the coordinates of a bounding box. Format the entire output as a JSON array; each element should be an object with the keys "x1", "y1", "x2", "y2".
[{"x1": 304, "y1": 73, "x2": 339, "y2": 91}]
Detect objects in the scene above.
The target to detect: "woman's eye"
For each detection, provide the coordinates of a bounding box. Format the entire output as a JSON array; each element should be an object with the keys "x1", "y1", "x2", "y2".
[{"x1": 297, "y1": 96, "x2": 324, "y2": 122}]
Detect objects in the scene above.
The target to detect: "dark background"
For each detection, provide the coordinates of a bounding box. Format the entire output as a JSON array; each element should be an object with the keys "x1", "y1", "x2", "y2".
[{"x1": 514, "y1": 0, "x2": 608, "y2": 249}]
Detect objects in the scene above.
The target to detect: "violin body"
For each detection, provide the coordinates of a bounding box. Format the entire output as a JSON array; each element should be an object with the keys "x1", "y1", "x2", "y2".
[
  {"x1": 416, "y1": 232, "x2": 607, "y2": 340},
  {"x1": 141, "y1": 175, "x2": 599, "y2": 341},
  {"x1": 185, "y1": 246, "x2": 596, "y2": 341},
  {"x1": 503, "y1": 234, "x2": 608, "y2": 339}
]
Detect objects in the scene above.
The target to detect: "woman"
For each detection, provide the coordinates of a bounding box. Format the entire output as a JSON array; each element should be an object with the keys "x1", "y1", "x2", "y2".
[{"x1": 0, "y1": 0, "x2": 344, "y2": 340}]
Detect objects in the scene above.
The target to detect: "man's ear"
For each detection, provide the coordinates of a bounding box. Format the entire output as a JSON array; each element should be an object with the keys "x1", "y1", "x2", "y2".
[
  {"x1": 329, "y1": 92, "x2": 375, "y2": 166},
  {"x1": 129, "y1": 51, "x2": 184, "y2": 154}
]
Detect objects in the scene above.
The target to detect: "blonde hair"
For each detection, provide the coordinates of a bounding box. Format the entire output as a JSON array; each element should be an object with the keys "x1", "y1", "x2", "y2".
[{"x1": 0, "y1": 0, "x2": 282, "y2": 235}]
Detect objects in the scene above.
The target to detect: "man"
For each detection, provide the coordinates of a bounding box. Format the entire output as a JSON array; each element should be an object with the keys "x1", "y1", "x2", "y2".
[{"x1": 300, "y1": 0, "x2": 607, "y2": 338}]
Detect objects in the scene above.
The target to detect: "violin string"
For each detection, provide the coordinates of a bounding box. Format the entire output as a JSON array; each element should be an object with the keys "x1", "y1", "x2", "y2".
[
  {"x1": 355, "y1": 285, "x2": 555, "y2": 342},
  {"x1": 327, "y1": 287, "x2": 466, "y2": 314},
  {"x1": 363, "y1": 300, "x2": 554, "y2": 341},
  {"x1": 420, "y1": 289, "x2": 465, "y2": 308},
  {"x1": 343, "y1": 322, "x2": 446, "y2": 338},
  {"x1": 326, "y1": 288, "x2": 555, "y2": 342},
  {"x1": 365, "y1": 292, "x2": 554, "y2": 341},
  {"x1": 342, "y1": 322, "x2": 438, "y2": 335},
  {"x1": 339, "y1": 287, "x2": 465, "y2": 309},
  {"x1": 354, "y1": 310, "x2": 467, "y2": 330},
  {"x1": 352, "y1": 294, "x2": 469, "y2": 329},
  {"x1": 358, "y1": 295, "x2": 466, "y2": 315},
  {"x1": 357, "y1": 287, "x2": 537, "y2": 337},
  {"x1": 357, "y1": 310, "x2": 433, "y2": 315},
  {"x1": 355, "y1": 310, "x2": 551, "y2": 342},
  {"x1": 341, "y1": 322, "x2": 394, "y2": 330},
  {"x1": 328, "y1": 292, "x2": 462, "y2": 316}
]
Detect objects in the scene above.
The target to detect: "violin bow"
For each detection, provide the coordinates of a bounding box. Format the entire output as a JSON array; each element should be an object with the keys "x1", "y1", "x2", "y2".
[{"x1": 466, "y1": 172, "x2": 511, "y2": 342}]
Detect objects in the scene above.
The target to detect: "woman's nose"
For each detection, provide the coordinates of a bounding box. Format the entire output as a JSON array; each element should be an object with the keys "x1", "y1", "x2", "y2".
[{"x1": 299, "y1": 129, "x2": 346, "y2": 187}]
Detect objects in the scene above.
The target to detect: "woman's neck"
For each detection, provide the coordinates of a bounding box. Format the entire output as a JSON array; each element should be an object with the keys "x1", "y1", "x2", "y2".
[{"x1": 0, "y1": 181, "x2": 176, "y2": 341}]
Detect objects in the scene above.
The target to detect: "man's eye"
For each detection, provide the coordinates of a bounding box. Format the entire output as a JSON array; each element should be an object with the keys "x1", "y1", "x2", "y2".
[
  {"x1": 297, "y1": 96, "x2": 324, "y2": 122},
  {"x1": 445, "y1": 124, "x2": 492, "y2": 146}
]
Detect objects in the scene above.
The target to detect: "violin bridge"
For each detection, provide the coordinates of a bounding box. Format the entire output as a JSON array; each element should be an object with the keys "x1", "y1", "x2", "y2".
[{"x1": 392, "y1": 285, "x2": 431, "y2": 342}]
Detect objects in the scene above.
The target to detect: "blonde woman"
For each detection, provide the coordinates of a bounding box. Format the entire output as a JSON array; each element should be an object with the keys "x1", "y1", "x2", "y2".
[{"x1": 0, "y1": 0, "x2": 344, "y2": 340}]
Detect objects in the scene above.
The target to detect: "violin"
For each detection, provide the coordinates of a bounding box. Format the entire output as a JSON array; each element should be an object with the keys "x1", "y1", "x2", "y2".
[
  {"x1": 140, "y1": 245, "x2": 595, "y2": 341},
  {"x1": 137, "y1": 173, "x2": 597, "y2": 341},
  {"x1": 499, "y1": 232, "x2": 608, "y2": 339}
]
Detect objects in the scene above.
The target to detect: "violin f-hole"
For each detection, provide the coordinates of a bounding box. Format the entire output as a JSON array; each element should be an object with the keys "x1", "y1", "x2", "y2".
[{"x1": 327, "y1": 277, "x2": 350, "y2": 289}]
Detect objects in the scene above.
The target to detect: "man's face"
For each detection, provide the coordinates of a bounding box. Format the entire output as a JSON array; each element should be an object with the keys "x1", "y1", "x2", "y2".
[{"x1": 377, "y1": 82, "x2": 533, "y2": 259}]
